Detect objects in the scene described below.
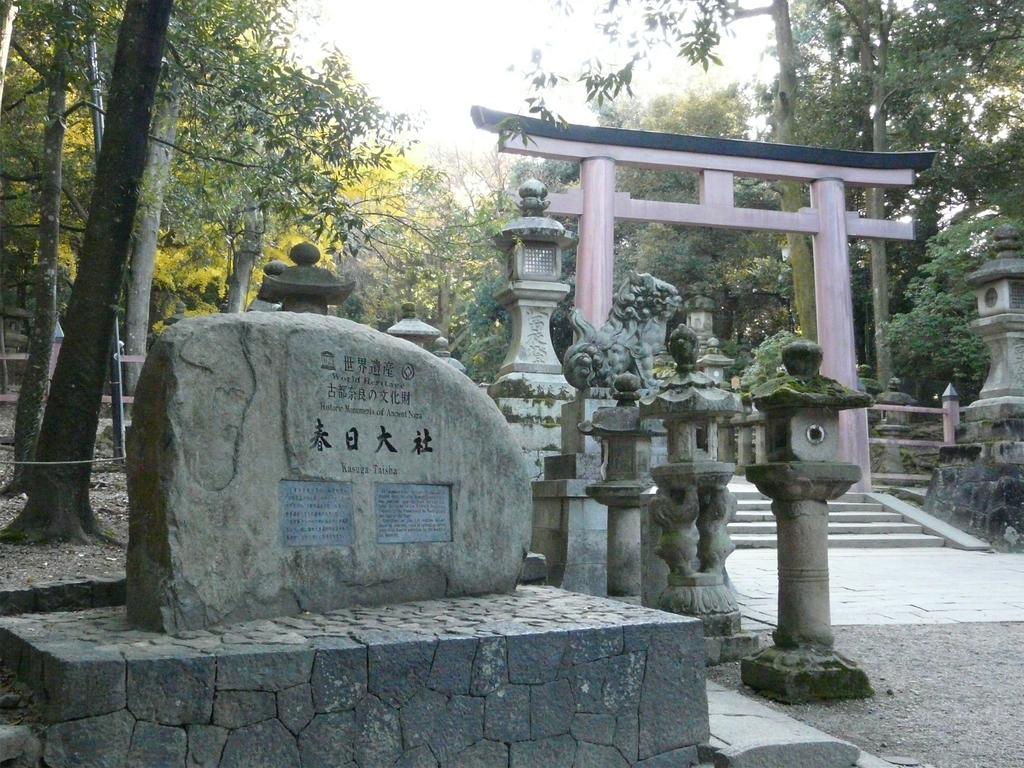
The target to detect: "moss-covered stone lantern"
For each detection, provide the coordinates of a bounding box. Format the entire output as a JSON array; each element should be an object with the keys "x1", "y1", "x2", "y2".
[{"x1": 741, "y1": 339, "x2": 874, "y2": 703}]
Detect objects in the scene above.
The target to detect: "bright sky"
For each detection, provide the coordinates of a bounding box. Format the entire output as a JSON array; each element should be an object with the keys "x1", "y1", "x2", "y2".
[{"x1": 300, "y1": 1, "x2": 776, "y2": 154}]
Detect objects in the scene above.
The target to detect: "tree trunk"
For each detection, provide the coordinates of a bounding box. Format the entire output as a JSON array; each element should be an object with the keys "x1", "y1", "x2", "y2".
[
  {"x1": 3, "y1": 0, "x2": 173, "y2": 542},
  {"x1": 224, "y1": 205, "x2": 262, "y2": 313},
  {"x1": 124, "y1": 79, "x2": 181, "y2": 393},
  {"x1": 867, "y1": 2, "x2": 893, "y2": 385},
  {"x1": 0, "y1": 3, "x2": 20, "y2": 394},
  {"x1": 3, "y1": 34, "x2": 67, "y2": 496},
  {"x1": 771, "y1": 0, "x2": 817, "y2": 341},
  {"x1": 0, "y1": 0, "x2": 17, "y2": 110}
]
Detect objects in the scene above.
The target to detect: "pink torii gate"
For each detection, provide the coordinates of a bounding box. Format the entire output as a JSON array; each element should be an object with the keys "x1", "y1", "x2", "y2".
[{"x1": 473, "y1": 106, "x2": 935, "y2": 491}]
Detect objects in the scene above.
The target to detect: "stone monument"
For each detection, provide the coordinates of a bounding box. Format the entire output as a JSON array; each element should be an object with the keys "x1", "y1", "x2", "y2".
[
  {"x1": 489, "y1": 180, "x2": 575, "y2": 479},
  {"x1": 741, "y1": 340, "x2": 874, "y2": 702},
  {"x1": 926, "y1": 225, "x2": 1024, "y2": 549},
  {"x1": 0, "y1": 240, "x2": 712, "y2": 767},
  {"x1": 639, "y1": 326, "x2": 757, "y2": 663}
]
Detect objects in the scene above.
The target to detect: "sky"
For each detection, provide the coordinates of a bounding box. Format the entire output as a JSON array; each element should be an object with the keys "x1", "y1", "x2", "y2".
[{"x1": 299, "y1": 0, "x2": 776, "y2": 155}]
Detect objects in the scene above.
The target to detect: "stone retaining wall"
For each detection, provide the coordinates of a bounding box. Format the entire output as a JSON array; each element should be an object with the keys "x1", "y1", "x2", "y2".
[
  {"x1": 0, "y1": 576, "x2": 125, "y2": 617},
  {"x1": 0, "y1": 587, "x2": 708, "y2": 768}
]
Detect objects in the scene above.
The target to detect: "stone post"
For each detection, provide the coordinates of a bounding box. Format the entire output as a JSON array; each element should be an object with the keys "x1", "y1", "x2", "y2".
[
  {"x1": 583, "y1": 373, "x2": 652, "y2": 601},
  {"x1": 873, "y1": 377, "x2": 916, "y2": 475},
  {"x1": 262, "y1": 242, "x2": 354, "y2": 314},
  {"x1": 741, "y1": 340, "x2": 874, "y2": 702},
  {"x1": 941, "y1": 384, "x2": 959, "y2": 444},
  {"x1": 640, "y1": 325, "x2": 758, "y2": 662},
  {"x1": 925, "y1": 225, "x2": 1024, "y2": 549}
]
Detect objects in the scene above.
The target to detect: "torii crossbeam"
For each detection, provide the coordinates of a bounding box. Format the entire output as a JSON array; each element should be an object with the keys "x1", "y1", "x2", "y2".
[{"x1": 472, "y1": 105, "x2": 936, "y2": 491}]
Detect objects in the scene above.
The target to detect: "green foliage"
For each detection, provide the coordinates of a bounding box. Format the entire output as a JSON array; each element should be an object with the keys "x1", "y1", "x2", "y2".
[
  {"x1": 887, "y1": 218, "x2": 1001, "y2": 396},
  {"x1": 740, "y1": 330, "x2": 800, "y2": 393}
]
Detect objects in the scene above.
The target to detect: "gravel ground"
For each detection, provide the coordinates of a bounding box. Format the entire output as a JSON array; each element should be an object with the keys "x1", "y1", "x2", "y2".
[
  {"x1": 707, "y1": 622, "x2": 1024, "y2": 768},
  {"x1": 0, "y1": 405, "x2": 128, "y2": 589}
]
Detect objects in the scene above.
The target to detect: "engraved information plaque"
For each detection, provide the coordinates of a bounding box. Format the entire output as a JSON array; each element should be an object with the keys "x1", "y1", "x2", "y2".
[
  {"x1": 279, "y1": 480, "x2": 354, "y2": 547},
  {"x1": 375, "y1": 483, "x2": 452, "y2": 544}
]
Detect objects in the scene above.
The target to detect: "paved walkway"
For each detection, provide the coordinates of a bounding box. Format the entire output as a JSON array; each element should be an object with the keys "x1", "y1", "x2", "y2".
[{"x1": 731, "y1": 548, "x2": 1024, "y2": 628}]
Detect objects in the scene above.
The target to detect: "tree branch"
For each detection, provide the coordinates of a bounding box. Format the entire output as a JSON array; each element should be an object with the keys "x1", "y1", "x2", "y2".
[
  {"x1": 732, "y1": 4, "x2": 773, "y2": 19},
  {"x1": 61, "y1": 184, "x2": 89, "y2": 221},
  {"x1": 10, "y1": 39, "x2": 45, "y2": 78}
]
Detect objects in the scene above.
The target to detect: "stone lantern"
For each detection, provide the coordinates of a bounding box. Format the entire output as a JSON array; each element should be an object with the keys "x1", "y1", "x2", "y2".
[
  {"x1": 925, "y1": 225, "x2": 1024, "y2": 549},
  {"x1": 686, "y1": 295, "x2": 716, "y2": 355},
  {"x1": 874, "y1": 377, "x2": 916, "y2": 475},
  {"x1": 261, "y1": 243, "x2": 353, "y2": 314},
  {"x1": 387, "y1": 302, "x2": 442, "y2": 348},
  {"x1": 964, "y1": 225, "x2": 1024, "y2": 419},
  {"x1": 432, "y1": 336, "x2": 467, "y2": 375},
  {"x1": 247, "y1": 260, "x2": 288, "y2": 312},
  {"x1": 698, "y1": 337, "x2": 733, "y2": 386},
  {"x1": 581, "y1": 373, "x2": 653, "y2": 601},
  {"x1": 741, "y1": 339, "x2": 874, "y2": 702},
  {"x1": 489, "y1": 179, "x2": 573, "y2": 399},
  {"x1": 639, "y1": 325, "x2": 757, "y2": 662}
]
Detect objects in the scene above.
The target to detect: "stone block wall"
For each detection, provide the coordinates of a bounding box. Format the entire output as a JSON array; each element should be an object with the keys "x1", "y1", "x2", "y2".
[
  {"x1": 494, "y1": 396, "x2": 567, "y2": 480},
  {"x1": 0, "y1": 587, "x2": 708, "y2": 768}
]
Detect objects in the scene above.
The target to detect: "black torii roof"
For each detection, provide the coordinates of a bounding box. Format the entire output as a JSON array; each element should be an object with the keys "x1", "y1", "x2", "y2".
[{"x1": 471, "y1": 106, "x2": 935, "y2": 172}]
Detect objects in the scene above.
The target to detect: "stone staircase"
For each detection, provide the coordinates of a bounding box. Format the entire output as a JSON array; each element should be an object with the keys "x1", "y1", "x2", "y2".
[{"x1": 729, "y1": 487, "x2": 945, "y2": 549}]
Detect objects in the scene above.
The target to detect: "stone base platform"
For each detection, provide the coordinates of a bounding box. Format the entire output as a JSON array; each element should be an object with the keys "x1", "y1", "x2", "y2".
[
  {"x1": 0, "y1": 587, "x2": 709, "y2": 768},
  {"x1": 740, "y1": 646, "x2": 874, "y2": 704}
]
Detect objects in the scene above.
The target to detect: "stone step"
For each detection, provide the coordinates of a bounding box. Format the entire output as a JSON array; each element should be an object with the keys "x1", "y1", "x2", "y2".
[
  {"x1": 733, "y1": 510, "x2": 903, "y2": 523},
  {"x1": 729, "y1": 521, "x2": 924, "y2": 536},
  {"x1": 731, "y1": 533, "x2": 945, "y2": 549},
  {"x1": 737, "y1": 499, "x2": 884, "y2": 512}
]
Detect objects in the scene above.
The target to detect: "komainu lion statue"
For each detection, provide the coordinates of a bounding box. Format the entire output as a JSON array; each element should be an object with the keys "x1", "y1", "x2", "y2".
[{"x1": 562, "y1": 272, "x2": 681, "y2": 392}]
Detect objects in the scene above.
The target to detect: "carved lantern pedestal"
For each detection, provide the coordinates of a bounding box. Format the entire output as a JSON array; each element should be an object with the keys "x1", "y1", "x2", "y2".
[
  {"x1": 639, "y1": 326, "x2": 759, "y2": 663},
  {"x1": 741, "y1": 340, "x2": 874, "y2": 703},
  {"x1": 925, "y1": 225, "x2": 1024, "y2": 549}
]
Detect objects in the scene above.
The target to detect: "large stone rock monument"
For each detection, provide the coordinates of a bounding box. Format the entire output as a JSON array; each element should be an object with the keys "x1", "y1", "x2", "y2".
[
  {"x1": 0, "y1": 242, "x2": 711, "y2": 766},
  {"x1": 127, "y1": 310, "x2": 532, "y2": 632},
  {"x1": 926, "y1": 225, "x2": 1024, "y2": 549},
  {"x1": 741, "y1": 340, "x2": 874, "y2": 703}
]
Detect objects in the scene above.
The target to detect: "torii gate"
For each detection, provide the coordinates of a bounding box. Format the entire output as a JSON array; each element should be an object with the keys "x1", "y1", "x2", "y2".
[{"x1": 472, "y1": 105, "x2": 935, "y2": 491}]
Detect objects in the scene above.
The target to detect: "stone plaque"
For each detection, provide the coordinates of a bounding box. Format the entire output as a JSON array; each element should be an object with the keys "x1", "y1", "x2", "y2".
[
  {"x1": 279, "y1": 480, "x2": 354, "y2": 547},
  {"x1": 375, "y1": 483, "x2": 452, "y2": 544}
]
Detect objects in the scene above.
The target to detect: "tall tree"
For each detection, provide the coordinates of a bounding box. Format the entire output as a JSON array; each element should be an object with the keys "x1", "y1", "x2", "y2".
[
  {"x1": 124, "y1": 78, "x2": 180, "y2": 393},
  {"x1": 3, "y1": 0, "x2": 173, "y2": 542},
  {"x1": 4, "y1": 3, "x2": 70, "y2": 494}
]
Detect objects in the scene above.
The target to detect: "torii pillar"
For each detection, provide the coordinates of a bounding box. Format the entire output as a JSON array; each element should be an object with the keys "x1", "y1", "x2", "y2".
[{"x1": 472, "y1": 106, "x2": 935, "y2": 491}]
